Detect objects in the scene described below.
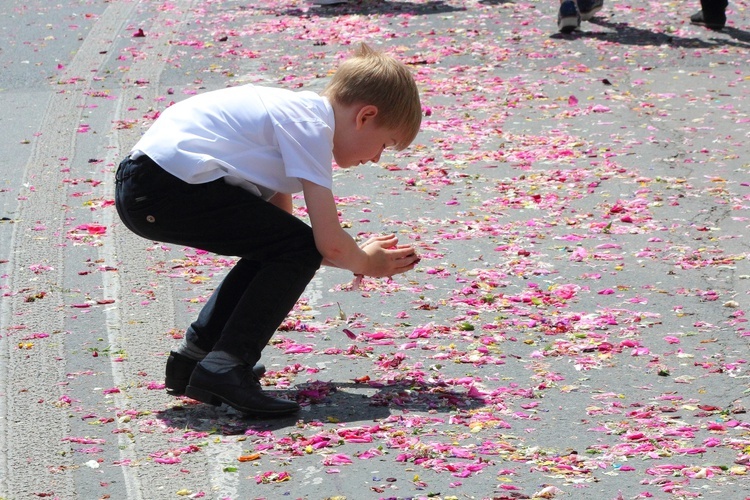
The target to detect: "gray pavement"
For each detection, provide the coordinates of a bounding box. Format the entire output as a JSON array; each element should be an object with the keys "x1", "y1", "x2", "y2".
[{"x1": 0, "y1": 0, "x2": 749, "y2": 499}]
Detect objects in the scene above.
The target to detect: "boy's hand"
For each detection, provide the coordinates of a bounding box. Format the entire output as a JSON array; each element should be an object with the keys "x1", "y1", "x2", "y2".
[
  {"x1": 301, "y1": 180, "x2": 419, "y2": 277},
  {"x1": 360, "y1": 234, "x2": 420, "y2": 278}
]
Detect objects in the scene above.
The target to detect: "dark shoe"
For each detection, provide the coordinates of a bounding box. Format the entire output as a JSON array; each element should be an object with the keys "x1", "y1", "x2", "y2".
[
  {"x1": 690, "y1": 10, "x2": 725, "y2": 30},
  {"x1": 185, "y1": 364, "x2": 300, "y2": 416},
  {"x1": 577, "y1": 0, "x2": 603, "y2": 21},
  {"x1": 558, "y1": 0, "x2": 581, "y2": 33},
  {"x1": 165, "y1": 351, "x2": 265, "y2": 395}
]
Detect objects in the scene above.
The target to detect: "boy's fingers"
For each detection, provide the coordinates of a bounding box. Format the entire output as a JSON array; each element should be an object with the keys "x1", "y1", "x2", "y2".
[
  {"x1": 395, "y1": 250, "x2": 415, "y2": 258},
  {"x1": 391, "y1": 254, "x2": 420, "y2": 273}
]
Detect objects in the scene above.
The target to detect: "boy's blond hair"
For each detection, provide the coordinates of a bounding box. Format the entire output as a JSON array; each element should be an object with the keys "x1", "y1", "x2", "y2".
[{"x1": 323, "y1": 43, "x2": 422, "y2": 151}]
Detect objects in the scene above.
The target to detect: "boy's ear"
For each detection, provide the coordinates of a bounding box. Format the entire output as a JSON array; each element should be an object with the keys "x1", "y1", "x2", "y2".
[{"x1": 355, "y1": 104, "x2": 379, "y2": 129}]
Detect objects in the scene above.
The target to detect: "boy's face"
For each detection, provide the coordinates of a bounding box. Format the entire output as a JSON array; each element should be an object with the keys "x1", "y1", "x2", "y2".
[{"x1": 332, "y1": 104, "x2": 402, "y2": 169}]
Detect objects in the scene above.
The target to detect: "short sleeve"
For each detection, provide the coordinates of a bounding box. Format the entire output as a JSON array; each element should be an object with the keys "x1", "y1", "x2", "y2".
[{"x1": 274, "y1": 119, "x2": 334, "y2": 190}]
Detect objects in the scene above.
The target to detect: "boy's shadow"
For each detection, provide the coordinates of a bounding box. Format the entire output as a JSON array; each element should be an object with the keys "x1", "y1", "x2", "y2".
[
  {"x1": 279, "y1": 0, "x2": 465, "y2": 18},
  {"x1": 156, "y1": 379, "x2": 487, "y2": 434},
  {"x1": 721, "y1": 26, "x2": 750, "y2": 44},
  {"x1": 552, "y1": 16, "x2": 750, "y2": 49}
]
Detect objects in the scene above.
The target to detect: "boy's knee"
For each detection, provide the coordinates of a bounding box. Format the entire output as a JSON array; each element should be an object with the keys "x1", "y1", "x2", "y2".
[
  {"x1": 292, "y1": 233, "x2": 323, "y2": 270},
  {"x1": 299, "y1": 247, "x2": 323, "y2": 272}
]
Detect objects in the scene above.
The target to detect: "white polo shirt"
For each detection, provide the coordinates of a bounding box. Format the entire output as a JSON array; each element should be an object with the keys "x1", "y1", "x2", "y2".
[{"x1": 131, "y1": 84, "x2": 335, "y2": 199}]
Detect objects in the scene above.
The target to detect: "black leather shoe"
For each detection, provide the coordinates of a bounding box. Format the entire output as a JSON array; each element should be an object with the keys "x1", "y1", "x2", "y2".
[
  {"x1": 690, "y1": 10, "x2": 726, "y2": 30},
  {"x1": 185, "y1": 364, "x2": 300, "y2": 416},
  {"x1": 165, "y1": 351, "x2": 266, "y2": 395}
]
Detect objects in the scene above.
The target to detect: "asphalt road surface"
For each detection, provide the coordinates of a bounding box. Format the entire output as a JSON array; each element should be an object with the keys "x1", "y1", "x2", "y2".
[{"x1": 0, "y1": 0, "x2": 749, "y2": 499}]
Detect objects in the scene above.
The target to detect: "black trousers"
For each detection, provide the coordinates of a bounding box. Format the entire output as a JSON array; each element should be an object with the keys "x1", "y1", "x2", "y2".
[
  {"x1": 115, "y1": 154, "x2": 322, "y2": 366},
  {"x1": 700, "y1": 0, "x2": 728, "y2": 18}
]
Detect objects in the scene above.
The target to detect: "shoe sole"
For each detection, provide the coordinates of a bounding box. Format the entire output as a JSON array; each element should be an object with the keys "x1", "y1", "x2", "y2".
[
  {"x1": 558, "y1": 17, "x2": 580, "y2": 33},
  {"x1": 691, "y1": 21, "x2": 725, "y2": 30},
  {"x1": 579, "y1": 5, "x2": 602, "y2": 21},
  {"x1": 185, "y1": 385, "x2": 300, "y2": 416}
]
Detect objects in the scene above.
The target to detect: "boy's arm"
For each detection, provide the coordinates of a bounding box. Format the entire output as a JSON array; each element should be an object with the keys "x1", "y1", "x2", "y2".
[
  {"x1": 269, "y1": 192, "x2": 293, "y2": 214},
  {"x1": 301, "y1": 179, "x2": 419, "y2": 277}
]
